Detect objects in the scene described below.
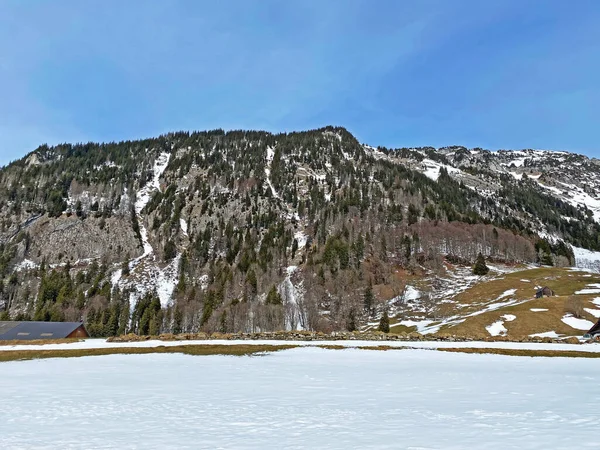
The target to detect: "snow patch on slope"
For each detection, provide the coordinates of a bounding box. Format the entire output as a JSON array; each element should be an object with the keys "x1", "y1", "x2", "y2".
[
  {"x1": 264, "y1": 146, "x2": 279, "y2": 199},
  {"x1": 486, "y1": 321, "x2": 507, "y2": 336},
  {"x1": 421, "y1": 159, "x2": 462, "y2": 181},
  {"x1": 133, "y1": 152, "x2": 171, "y2": 263},
  {"x1": 180, "y1": 218, "x2": 188, "y2": 236},
  {"x1": 561, "y1": 314, "x2": 594, "y2": 330},
  {"x1": 529, "y1": 331, "x2": 561, "y2": 338},
  {"x1": 497, "y1": 289, "x2": 517, "y2": 300},
  {"x1": 114, "y1": 151, "x2": 179, "y2": 308},
  {"x1": 572, "y1": 246, "x2": 600, "y2": 272},
  {"x1": 156, "y1": 254, "x2": 181, "y2": 307},
  {"x1": 14, "y1": 259, "x2": 38, "y2": 272}
]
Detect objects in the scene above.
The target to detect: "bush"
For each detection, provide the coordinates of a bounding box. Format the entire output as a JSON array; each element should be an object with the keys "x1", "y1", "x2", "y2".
[{"x1": 565, "y1": 295, "x2": 584, "y2": 318}]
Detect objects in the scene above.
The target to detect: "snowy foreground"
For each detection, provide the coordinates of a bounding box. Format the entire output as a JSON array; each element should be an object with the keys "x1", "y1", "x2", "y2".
[
  {"x1": 1, "y1": 348, "x2": 600, "y2": 449},
  {"x1": 3, "y1": 337, "x2": 600, "y2": 353}
]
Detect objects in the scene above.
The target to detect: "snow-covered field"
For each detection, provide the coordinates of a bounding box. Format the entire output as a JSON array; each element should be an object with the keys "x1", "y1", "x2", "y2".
[
  {"x1": 3, "y1": 337, "x2": 600, "y2": 352},
  {"x1": 1, "y1": 347, "x2": 599, "y2": 449}
]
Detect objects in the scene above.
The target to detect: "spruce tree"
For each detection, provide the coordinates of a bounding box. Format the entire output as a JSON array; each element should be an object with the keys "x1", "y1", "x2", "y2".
[
  {"x1": 266, "y1": 285, "x2": 283, "y2": 305},
  {"x1": 473, "y1": 252, "x2": 489, "y2": 275},
  {"x1": 364, "y1": 283, "x2": 374, "y2": 315},
  {"x1": 347, "y1": 308, "x2": 357, "y2": 332},
  {"x1": 378, "y1": 310, "x2": 390, "y2": 333}
]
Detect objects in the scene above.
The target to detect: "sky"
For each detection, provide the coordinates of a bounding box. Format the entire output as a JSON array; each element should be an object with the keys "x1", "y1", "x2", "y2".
[{"x1": 1, "y1": 0, "x2": 599, "y2": 165}]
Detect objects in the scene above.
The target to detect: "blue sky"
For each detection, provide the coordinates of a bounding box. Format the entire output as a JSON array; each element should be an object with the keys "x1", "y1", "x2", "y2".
[{"x1": 1, "y1": 0, "x2": 599, "y2": 165}]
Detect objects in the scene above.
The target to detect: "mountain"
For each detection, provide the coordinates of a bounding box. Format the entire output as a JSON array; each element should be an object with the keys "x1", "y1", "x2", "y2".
[{"x1": 1, "y1": 126, "x2": 599, "y2": 336}]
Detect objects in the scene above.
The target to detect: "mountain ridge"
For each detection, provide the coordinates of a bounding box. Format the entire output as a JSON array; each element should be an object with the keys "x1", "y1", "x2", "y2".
[{"x1": 1, "y1": 126, "x2": 599, "y2": 336}]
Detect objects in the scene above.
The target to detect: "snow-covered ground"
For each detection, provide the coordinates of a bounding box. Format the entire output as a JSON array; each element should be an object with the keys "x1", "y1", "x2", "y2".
[
  {"x1": 575, "y1": 283, "x2": 600, "y2": 295},
  {"x1": 3, "y1": 338, "x2": 600, "y2": 353},
  {"x1": 1, "y1": 347, "x2": 599, "y2": 449},
  {"x1": 529, "y1": 331, "x2": 562, "y2": 338},
  {"x1": 486, "y1": 314, "x2": 517, "y2": 336},
  {"x1": 561, "y1": 314, "x2": 595, "y2": 331},
  {"x1": 573, "y1": 246, "x2": 600, "y2": 271}
]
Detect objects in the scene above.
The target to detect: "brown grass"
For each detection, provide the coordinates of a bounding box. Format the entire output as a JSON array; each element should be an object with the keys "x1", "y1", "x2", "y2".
[
  {"x1": 435, "y1": 267, "x2": 600, "y2": 338},
  {"x1": 440, "y1": 347, "x2": 600, "y2": 358},
  {"x1": 316, "y1": 345, "x2": 347, "y2": 350},
  {"x1": 357, "y1": 345, "x2": 405, "y2": 351},
  {"x1": 0, "y1": 344, "x2": 297, "y2": 363}
]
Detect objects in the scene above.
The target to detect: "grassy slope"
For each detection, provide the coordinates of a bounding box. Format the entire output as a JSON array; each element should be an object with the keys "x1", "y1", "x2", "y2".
[{"x1": 435, "y1": 267, "x2": 600, "y2": 338}]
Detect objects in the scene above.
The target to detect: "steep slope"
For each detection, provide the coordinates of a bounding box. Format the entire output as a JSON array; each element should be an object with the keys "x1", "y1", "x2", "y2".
[{"x1": 0, "y1": 127, "x2": 598, "y2": 337}]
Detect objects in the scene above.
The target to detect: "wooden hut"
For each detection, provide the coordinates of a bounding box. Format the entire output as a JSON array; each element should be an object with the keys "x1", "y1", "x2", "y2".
[
  {"x1": 535, "y1": 286, "x2": 555, "y2": 298},
  {"x1": 0, "y1": 321, "x2": 89, "y2": 341}
]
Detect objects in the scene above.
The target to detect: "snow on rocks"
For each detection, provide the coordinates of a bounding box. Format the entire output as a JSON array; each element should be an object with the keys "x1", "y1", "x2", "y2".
[
  {"x1": 180, "y1": 218, "x2": 188, "y2": 236},
  {"x1": 501, "y1": 314, "x2": 516, "y2": 322},
  {"x1": 133, "y1": 151, "x2": 171, "y2": 263},
  {"x1": 420, "y1": 159, "x2": 462, "y2": 181},
  {"x1": 110, "y1": 268, "x2": 123, "y2": 288},
  {"x1": 155, "y1": 254, "x2": 181, "y2": 307},
  {"x1": 530, "y1": 308, "x2": 549, "y2": 312},
  {"x1": 404, "y1": 285, "x2": 421, "y2": 302},
  {"x1": 264, "y1": 146, "x2": 279, "y2": 199},
  {"x1": 294, "y1": 230, "x2": 308, "y2": 250},
  {"x1": 14, "y1": 259, "x2": 38, "y2": 272},
  {"x1": 561, "y1": 314, "x2": 594, "y2": 330},
  {"x1": 115, "y1": 151, "x2": 180, "y2": 308}
]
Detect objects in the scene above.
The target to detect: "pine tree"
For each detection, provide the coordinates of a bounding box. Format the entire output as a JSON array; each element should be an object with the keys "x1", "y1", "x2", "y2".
[
  {"x1": 378, "y1": 310, "x2": 390, "y2": 333},
  {"x1": 364, "y1": 282, "x2": 374, "y2": 315},
  {"x1": 473, "y1": 252, "x2": 489, "y2": 275},
  {"x1": 266, "y1": 285, "x2": 283, "y2": 305},
  {"x1": 219, "y1": 310, "x2": 228, "y2": 333},
  {"x1": 347, "y1": 308, "x2": 357, "y2": 332}
]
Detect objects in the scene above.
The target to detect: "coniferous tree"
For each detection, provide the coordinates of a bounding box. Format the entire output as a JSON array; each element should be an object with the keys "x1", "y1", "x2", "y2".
[
  {"x1": 347, "y1": 308, "x2": 357, "y2": 332},
  {"x1": 378, "y1": 310, "x2": 390, "y2": 333},
  {"x1": 266, "y1": 285, "x2": 283, "y2": 305},
  {"x1": 472, "y1": 252, "x2": 489, "y2": 275},
  {"x1": 364, "y1": 283, "x2": 374, "y2": 315}
]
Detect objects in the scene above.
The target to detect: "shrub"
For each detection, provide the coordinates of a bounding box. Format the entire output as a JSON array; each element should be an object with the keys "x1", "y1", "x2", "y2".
[{"x1": 565, "y1": 295, "x2": 584, "y2": 318}]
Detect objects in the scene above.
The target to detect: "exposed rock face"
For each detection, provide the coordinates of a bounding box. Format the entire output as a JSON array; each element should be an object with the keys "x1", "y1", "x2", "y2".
[{"x1": 26, "y1": 215, "x2": 141, "y2": 266}]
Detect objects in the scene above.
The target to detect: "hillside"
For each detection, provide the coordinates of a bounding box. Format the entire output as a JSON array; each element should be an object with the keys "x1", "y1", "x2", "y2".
[
  {"x1": 369, "y1": 264, "x2": 600, "y2": 339},
  {"x1": 1, "y1": 126, "x2": 599, "y2": 337}
]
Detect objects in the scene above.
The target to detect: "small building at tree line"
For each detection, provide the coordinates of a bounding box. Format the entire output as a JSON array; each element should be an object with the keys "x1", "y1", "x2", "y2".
[
  {"x1": 0, "y1": 321, "x2": 89, "y2": 341},
  {"x1": 535, "y1": 286, "x2": 555, "y2": 298}
]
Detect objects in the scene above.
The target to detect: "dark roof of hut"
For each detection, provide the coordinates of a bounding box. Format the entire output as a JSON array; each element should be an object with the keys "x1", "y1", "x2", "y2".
[{"x1": 0, "y1": 321, "x2": 86, "y2": 340}]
